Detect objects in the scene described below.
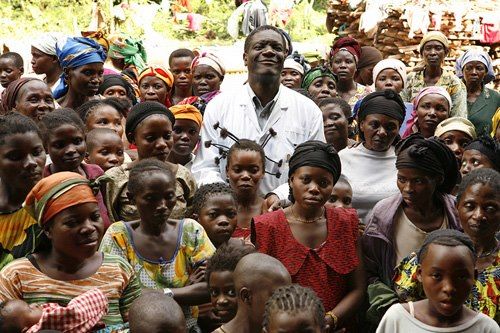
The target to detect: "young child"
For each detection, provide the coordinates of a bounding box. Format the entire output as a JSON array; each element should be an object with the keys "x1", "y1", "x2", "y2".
[
  {"x1": 39, "y1": 108, "x2": 110, "y2": 229},
  {"x1": 205, "y1": 242, "x2": 255, "y2": 327},
  {"x1": 168, "y1": 104, "x2": 202, "y2": 171},
  {"x1": 85, "y1": 128, "x2": 125, "y2": 172},
  {"x1": 377, "y1": 229, "x2": 499, "y2": 332},
  {"x1": 0, "y1": 288, "x2": 108, "y2": 333},
  {"x1": 191, "y1": 183, "x2": 238, "y2": 248},
  {"x1": 128, "y1": 291, "x2": 186, "y2": 333},
  {"x1": 76, "y1": 98, "x2": 126, "y2": 138},
  {"x1": 225, "y1": 139, "x2": 266, "y2": 240},
  {"x1": 325, "y1": 175, "x2": 353, "y2": 209},
  {"x1": 213, "y1": 253, "x2": 291, "y2": 333},
  {"x1": 262, "y1": 284, "x2": 328, "y2": 333},
  {"x1": 0, "y1": 52, "x2": 24, "y2": 88}
]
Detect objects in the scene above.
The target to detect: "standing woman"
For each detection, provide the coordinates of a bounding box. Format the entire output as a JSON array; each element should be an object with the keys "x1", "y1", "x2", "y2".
[
  {"x1": 354, "y1": 46, "x2": 383, "y2": 87},
  {"x1": 98, "y1": 74, "x2": 138, "y2": 108},
  {"x1": 105, "y1": 102, "x2": 196, "y2": 223},
  {"x1": 339, "y1": 90, "x2": 406, "y2": 222},
  {"x1": 280, "y1": 51, "x2": 309, "y2": 89},
  {"x1": 54, "y1": 37, "x2": 106, "y2": 110},
  {"x1": 0, "y1": 113, "x2": 46, "y2": 269},
  {"x1": 401, "y1": 31, "x2": 467, "y2": 118},
  {"x1": 456, "y1": 49, "x2": 500, "y2": 136},
  {"x1": 179, "y1": 52, "x2": 225, "y2": 114},
  {"x1": 329, "y1": 37, "x2": 371, "y2": 107},
  {"x1": 252, "y1": 141, "x2": 365, "y2": 332},
  {"x1": 0, "y1": 172, "x2": 142, "y2": 327},
  {"x1": 138, "y1": 66, "x2": 174, "y2": 107},
  {"x1": 31, "y1": 32, "x2": 65, "y2": 91},
  {"x1": 301, "y1": 66, "x2": 337, "y2": 105}
]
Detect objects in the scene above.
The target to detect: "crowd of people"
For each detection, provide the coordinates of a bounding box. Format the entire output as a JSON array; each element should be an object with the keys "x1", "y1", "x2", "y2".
[{"x1": 0, "y1": 24, "x2": 498, "y2": 333}]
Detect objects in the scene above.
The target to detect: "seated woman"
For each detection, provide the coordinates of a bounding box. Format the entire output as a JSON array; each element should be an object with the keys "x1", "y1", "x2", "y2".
[
  {"x1": 54, "y1": 37, "x2": 106, "y2": 110},
  {"x1": 0, "y1": 78, "x2": 55, "y2": 122},
  {"x1": 280, "y1": 51, "x2": 309, "y2": 89},
  {"x1": 362, "y1": 133, "x2": 461, "y2": 326},
  {"x1": 434, "y1": 117, "x2": 476, "y2": 164},
  {"x1": 253, "y1": 141, "x2": 365, "y2": 331},
  {"x1": 456, "y1": 49, "x2": 499, "y2": 136},
  {"x1": 105, "y1": 101, "x2": 196, "y2": 222},
  {"x1": 339, "y1": 90, "x2": 405, "y2": 222},
  {"x1": 401, "y1": 31, "x2": 466, "y2": 118},
  {"x1": 0, "y1": 172, "x2": 142, "y2": 327},
  {"x1": 100, "y1": 159, "x2": 214, "y2": 332},
  {"x1": 0, "y1": 113, "x2": 46, "y2": 269},
  {"x1": 301, "y1": 66, "x2": 337, "y2": 105},
  {"x1": 179, "y1": 52, "x2": 225, "y2": 114},
  {"x1": 461, "y1": 136, "x2": 500, "y2": 176},
  {"x1": 138, "y1": 66, "x2": 174, "y2": 107},
  {"x1": 403, "y1": 86, "x2": 452, "y2": 138},
  {"x1": 394, "y1": 168, "x2": 500, "y2": 322}
]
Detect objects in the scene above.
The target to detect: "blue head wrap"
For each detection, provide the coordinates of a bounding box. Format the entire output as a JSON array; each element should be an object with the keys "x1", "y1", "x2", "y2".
[
  {"x1": 53, "y1": 37, "x2": 107, "y2": 99},
  {"x1": 455, "y1": 49, "x2": 495, "y2": 84}
]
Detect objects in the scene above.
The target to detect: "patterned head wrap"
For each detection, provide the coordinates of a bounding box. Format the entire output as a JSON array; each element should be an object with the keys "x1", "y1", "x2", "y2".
[
  {"x1": 81, "y1": 30, "x2": 110, "y2": 53},
  {"x1": 413, "y1": 86, "x2": 452, "y2": 111},
  {"x1": 492, "y1": 109, "x2": 500, "y2": 138},
  {"x1": 170, "y1": 104, "x2": 203, "y2": 128},
  {"x1": 301, "y1": 67, "x2": 337, "y2": 90},
  {"x1": 330, "y1": 37, "x2": 362, "y2": 63},
  {"x1": 191, "y1": 52, "x2": 225, "y2": 77},
  {"x1": 25, "y1": 172, "x2": 99, "y2": 226},
  {"x1": 455, "y1": 49, "x2": 495, "y2": 84},
  {"x1": 138, "y1": 66, "x2": 174, "y2": 90},
  {"x1": 53, "y1": 37, "x2": 107, "y2": 99},
  {"x1": 108, "y1": 35, "x2": 147, "y2": 72}
]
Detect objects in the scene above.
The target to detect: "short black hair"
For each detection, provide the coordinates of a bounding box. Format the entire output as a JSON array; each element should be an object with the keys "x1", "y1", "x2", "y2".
[
  {"x1": 39, "y1": 108, "x2": 86, "y2": 145},
  {"x1": 227, "y1": 139, "x2": 266, "y2": 170},
  {"x1": 86, "y1": 127, "x2": 122, "y2": 152},
  {"x1": 205, "y1": 242, "x2": 255, "y2": 284},
  {"x1": 262, "y1": 284, "x2": 326, "y2": 331},
  {"x1": 0, "y1": 52, "x2": 24, "y2": 68},
  {"x1": 191, "y1": 183, "x2": 236, "y2": 216},
  {"x1": 417, "y1": 229, "x2": 476, "y2": 264},
  {"x1": 76, "y1": 97, "x2": 127, "y2": 123},
  {"x1": 128, "y1": 158, "x2": 175, "y2": 195},
  {"x1": 244, "y1": 25, "x2": 286, "y2": 53},
  {"x1": 318, "y1": 97, "x2": 352, "y2": 118},
  {"x1": 0, "y1": 112, "x2": 42, "y2": 145},
  {"x1": 456, "y1": 168, "x2": 500, "y2": 204},
  {"x1": 168, "y1": 48, "x2": 195, "y2": 67}
]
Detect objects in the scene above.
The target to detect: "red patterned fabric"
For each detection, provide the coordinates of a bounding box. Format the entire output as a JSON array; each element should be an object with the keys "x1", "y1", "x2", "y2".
[
  {"x1": 232, "y1": 226, "x2": 250, "y2": 240},
  {"x1": 26, "y1": 288, "x2": 108, "y2": 333},
  {"x1": 252, "y1": 207, "x2": 359, "y2": 312}
]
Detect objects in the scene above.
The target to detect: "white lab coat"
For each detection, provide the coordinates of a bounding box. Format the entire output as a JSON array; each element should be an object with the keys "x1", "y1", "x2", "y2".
[{"x1": 192, "y1": 83, "x2": 326, "y2": 195}]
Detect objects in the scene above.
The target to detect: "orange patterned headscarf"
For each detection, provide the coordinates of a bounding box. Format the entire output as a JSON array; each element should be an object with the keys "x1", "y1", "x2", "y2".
[
  {"x1": 170, "y1": 104, "x2": 202, "y2": 128},
  {"x1": 24, "y1": 172, "x2": 98, "y2": 226},
  {"x1": 138, "y1": 66, "x2": 174, "y2": 90}
]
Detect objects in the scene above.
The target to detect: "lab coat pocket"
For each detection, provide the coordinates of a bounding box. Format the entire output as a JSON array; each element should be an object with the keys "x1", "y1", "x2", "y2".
[{"x1": 284, "y1": 126, "x2": 307, "y2": 147}]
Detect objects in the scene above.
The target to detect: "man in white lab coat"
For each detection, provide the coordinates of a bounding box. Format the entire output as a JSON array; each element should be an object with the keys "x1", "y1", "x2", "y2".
[{"x1": 191, "y1": 25, "x2": 325, "y2": 196}]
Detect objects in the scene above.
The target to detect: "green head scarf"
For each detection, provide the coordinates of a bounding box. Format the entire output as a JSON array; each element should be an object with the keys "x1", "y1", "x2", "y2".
[
  {"x1": 301, "y1": 66, "x2": 337, "y2": 90},
  {"x1": 109, "y1": 36, "x2": 147, "y2": 72}
]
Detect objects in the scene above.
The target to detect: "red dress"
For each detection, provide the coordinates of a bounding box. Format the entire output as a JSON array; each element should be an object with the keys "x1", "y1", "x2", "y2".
[{"x1": 252, "y1": 207, "x2": 359, "y2": 312}]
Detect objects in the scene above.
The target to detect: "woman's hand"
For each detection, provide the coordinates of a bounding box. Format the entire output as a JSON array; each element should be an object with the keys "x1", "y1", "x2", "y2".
[{"x1": 262, "y1": 194, "x2": 282, "y2": 212}]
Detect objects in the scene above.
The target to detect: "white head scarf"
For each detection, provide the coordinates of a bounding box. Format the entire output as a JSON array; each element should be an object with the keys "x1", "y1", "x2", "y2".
[{"x1": 32, "y1": 32, "x2": 67, "y2": 56}]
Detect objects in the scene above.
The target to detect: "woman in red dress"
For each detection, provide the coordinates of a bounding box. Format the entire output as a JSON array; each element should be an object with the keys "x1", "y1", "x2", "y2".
[{"x1": 252, "y1": 140, "x2": 366, "y2": 331}]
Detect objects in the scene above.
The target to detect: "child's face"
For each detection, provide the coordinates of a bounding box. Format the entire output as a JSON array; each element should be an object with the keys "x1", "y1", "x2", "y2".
[
  {"x1": 1, "y1": 300, "x2": 43, "y2": 330},
  {"x1": 226, "y1": 150, "x2": 265, "y2": 195},
  {"x1": 325, "y1": 181, "x2": 352, "y2": 209},
  {"x1": 47, "y1": 124, "x2": 86, "y2": 172},
  {"x1": 417, "y1": 244, "x2": 475, "y2": 319},
  {"x1": 170, "y1": 56, "x2": 194, "y2": 90},
  {"x1": 0, "y1": 58, "x2": 23, "y2": 88},
  {"x1": 266, "y1": 310, "x2": 323, "y2": 333},
  {"x1": 86, "y1": 133, "x2": 125, "y2": 171},
  {"x1": 171, "y1": 119, "x2": 200, "y2": 157},
  {"x1": 133, "y1": 115, "x2": 173, "y2": 162},
  {"x1": 209, "y1": 270, "x2": 238, "y2": 323},
  {"x1": 198, "y1": 194, "x2": 237, "y2": 247},
  {"x1": 131, "y1": 172, "x2": 177, "y2": 224},
  {"x1": 86, "y1": 105, "x2": 124, "y2": 138}
]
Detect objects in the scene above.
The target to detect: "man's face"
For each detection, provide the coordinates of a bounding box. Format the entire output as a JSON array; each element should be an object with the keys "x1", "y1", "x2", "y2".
[{"x1": 243, "y1": 30, "x2": 286, "y2": 78}]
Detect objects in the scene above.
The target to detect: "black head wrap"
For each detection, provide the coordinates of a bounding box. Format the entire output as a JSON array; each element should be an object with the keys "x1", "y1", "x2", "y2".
[
  {"x1": 358, "y1": 90, "x2": 406, "y2": 123},
  {"x1": 125, "y1": 101, "x2": 175, "y2": 142},
  {"x1": 463, "y1": 136, "x2": 500, "y2": 171},
  {"x1": 395, "y1": 133, "x2": 460, "y2": 194},
  {"x1": 98, "y1": 74, "x2": 137, "y2": 105},
  {"x1": 288, "y1": 141, "x2": 341, "y2": 182}
]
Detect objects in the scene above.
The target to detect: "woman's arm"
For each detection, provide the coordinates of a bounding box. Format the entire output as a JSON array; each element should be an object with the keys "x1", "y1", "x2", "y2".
[{"x1": 171, "y1": 282, "x2": 210, "y2": 305}]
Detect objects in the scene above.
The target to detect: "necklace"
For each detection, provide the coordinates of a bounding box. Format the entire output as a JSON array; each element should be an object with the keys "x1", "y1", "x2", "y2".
[
  {"x1": 478, "y1": 241, "x2": 500, "y2": 258},
  {"x1": 291, "y1": 207, "x2": 325, "y2": 224}
]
